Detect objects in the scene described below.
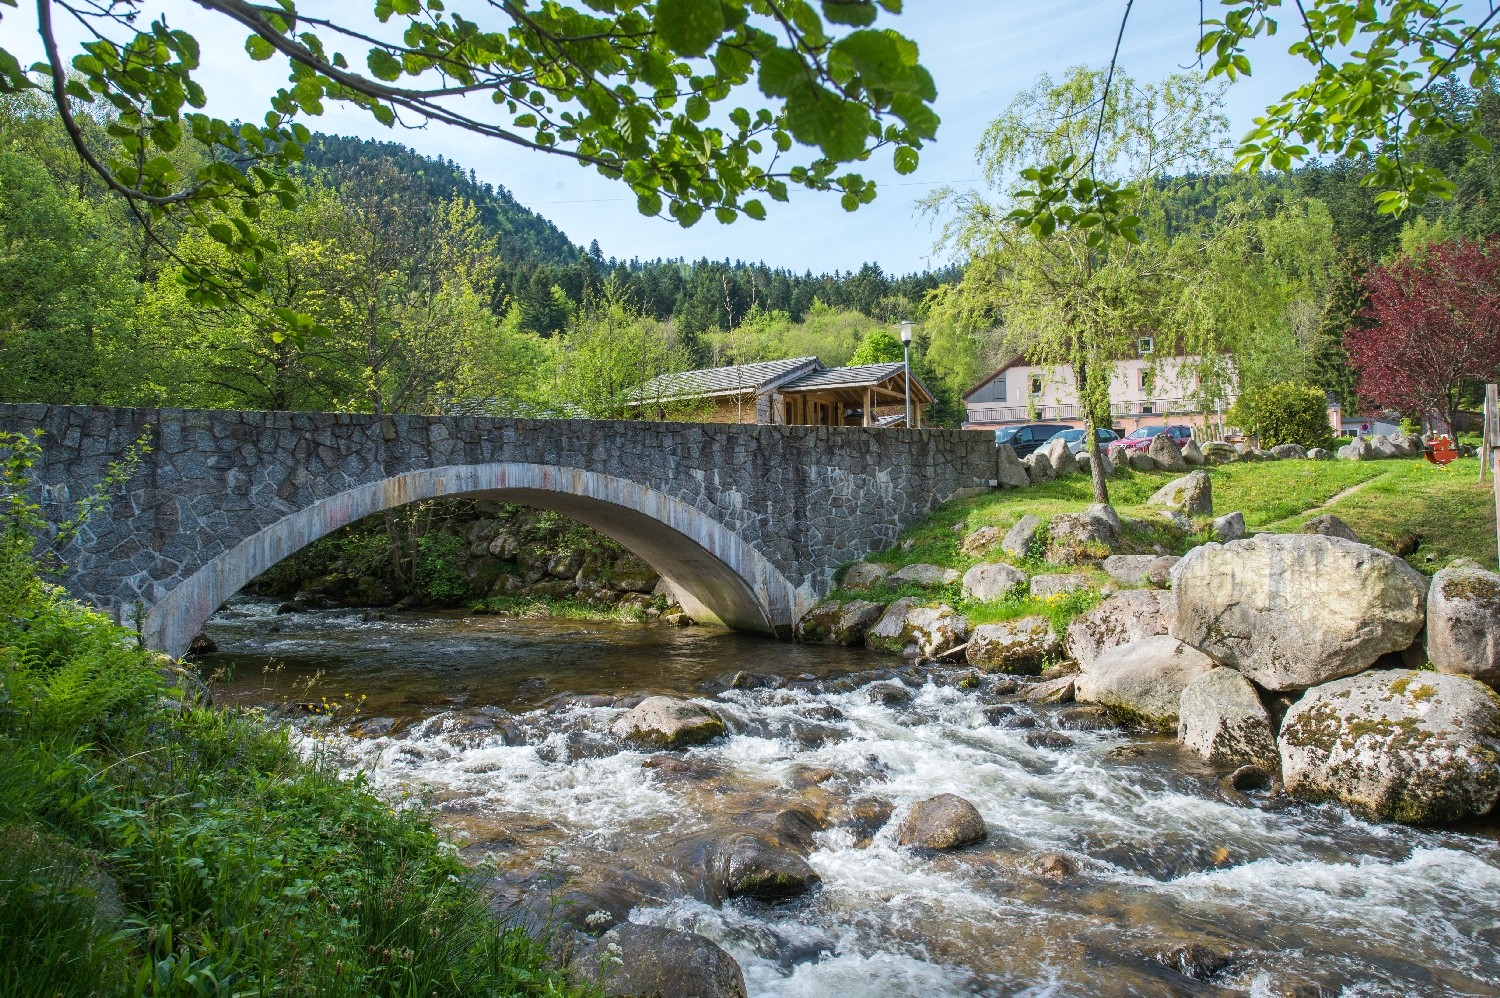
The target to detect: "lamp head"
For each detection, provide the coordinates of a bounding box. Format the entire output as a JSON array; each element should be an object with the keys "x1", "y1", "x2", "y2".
[{"x1": 898, "y1": 321, "x2": 913, "y2": 344}]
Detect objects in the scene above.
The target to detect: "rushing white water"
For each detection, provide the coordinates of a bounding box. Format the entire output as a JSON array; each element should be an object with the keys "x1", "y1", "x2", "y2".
[{"x1": 204, "y1": 600, "x2": 1500, "y2": 996}]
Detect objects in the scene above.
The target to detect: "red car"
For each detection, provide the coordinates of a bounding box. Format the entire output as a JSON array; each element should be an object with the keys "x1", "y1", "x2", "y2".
[{"x1": 1115, "y1": 424, "x2": 1194, "y2": 452}]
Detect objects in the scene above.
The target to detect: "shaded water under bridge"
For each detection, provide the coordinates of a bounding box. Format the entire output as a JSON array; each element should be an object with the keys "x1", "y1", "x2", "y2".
[{"x1": 0, "y1": 405, "x2": 1000, "y2": 657}]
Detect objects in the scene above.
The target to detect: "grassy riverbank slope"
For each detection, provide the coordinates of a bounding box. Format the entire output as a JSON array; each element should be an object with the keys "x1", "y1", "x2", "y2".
[
  {"x1": 0, "y1": 550, "x2": 589, "y2": 996},
  {"x1": 827, "y1": 456, "x2": 1496, "y2": 628}
]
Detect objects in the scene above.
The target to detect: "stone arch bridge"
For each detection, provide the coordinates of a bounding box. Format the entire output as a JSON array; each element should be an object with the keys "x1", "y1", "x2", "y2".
[{"x1": 1, "y1": 405, "x2": 999, "y2": 658}]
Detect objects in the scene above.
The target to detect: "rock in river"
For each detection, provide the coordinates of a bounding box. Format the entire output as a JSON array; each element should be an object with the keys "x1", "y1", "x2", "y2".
[
  {"x1": 706, "y1": 832, "x2": 821, "y2": 902},
  {"x1": 573, "y1": 923, "x2": 747, "y2": 998},
  {"x1": 1074, "y1": 635, "x2": 1217, "y2": 731},
  {"x1": 967, "y1": 616, "x2": 1061, "y2": 675},
  {"x1": 1170, "y1": 534, "x2": 1428, "y2": 691},
  {"x1": 1177, "y1": 667, "x2": 1278, "y2": 768},
  {"x1": 1280, "y1": 669, "x2": 1500, "y2": 823},
  {"x1": 611, "y1": 697, "x2": 726, "y2": 750},
  {"x1": 897, "y1": 793, "x2": 987, "y2": 850},
  {"x1": 795, "y1": 598, "x2": 884, "y2": 646},
  {"x1": 1065, "y1": 589, "x2": 1175, "y2": 672},
  {"x1": 1426, "y1": 565, "x2": 1500, "y2": 687}
]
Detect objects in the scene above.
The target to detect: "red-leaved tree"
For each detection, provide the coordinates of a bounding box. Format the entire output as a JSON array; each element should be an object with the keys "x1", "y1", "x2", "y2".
[{"x1": 1349, "y1": 238, "x2": 1500, "y2": 434}]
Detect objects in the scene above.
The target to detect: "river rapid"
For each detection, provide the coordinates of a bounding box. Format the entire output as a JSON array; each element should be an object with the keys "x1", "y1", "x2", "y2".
[{"x1": 200, "y1": 598, "x2": 1500, "y2": 997}]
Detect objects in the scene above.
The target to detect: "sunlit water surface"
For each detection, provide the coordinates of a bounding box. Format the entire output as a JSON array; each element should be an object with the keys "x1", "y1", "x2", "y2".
[{"x1": 201, "y1": 599, "x2": 1500, "y2": 997}]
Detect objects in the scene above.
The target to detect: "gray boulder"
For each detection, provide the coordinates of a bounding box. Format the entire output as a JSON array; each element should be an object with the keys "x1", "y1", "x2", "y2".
[
  {"x1": 890, "y1": 563, "x2": 961, "y2": 587},
  {"x1": 1367, "y1": 434, "x2": 1398, "y2": 459},
  {"x1": 612, "y1": 697, "x2": 727, "y2": 749},
  {"x1": 1427, "y1": 566, "x2": 1500, "y2": 687},
  {"x1": 1337, "y1": 438, "x2": 1372, "y2": 461},
  {"x1": 796, "y1": 599, "x2": 885, "y2": 646},
  {"x1": 1047, "y1": 508, "x2": 1119, "y2": 564},
  {"x1": 1065, "y1": 589, "x2": 1176, "y2": 671},
  {"x1": 995, "y1": 444, "x2": 1031, "y2": 489},
  {"x1": 1308, "y1": 447, "x2": 1333, "y2": 460},
  {"x1": 1042, "y1": 436, "x2": 1079, "y2": 476},
  {"x1": 1025, "y1": 451, "x2": 1056, "y2": 484},
  {"x1": 1087, "y1": 503, "x2": 1123, "y2": 535},
  {"x1": 1077, "y1": 449, "x2": 1115, "y2": 478},
  {"x1": 1170, "y1": 534, "x2": 1429, "y2": 691},
  {"x1": 1211, "y1": 511, "x2": 1246, "y2": 542},
  {"x1": 1391, "y1": 433, "x2": 1425, "y2": 457},
  {"x1": 896, "y1": 794, "x2": 987, "y2": 849},
  {"x1": 1127, "y1": 450, "x2": 1157, "y2": 472},
  {"x1": 1280, "y1": 670, "x2": 1500, "y2": 823},
  {"x1": 1177, "y1": 667, "x2": 1278, "y2": 768},
  {"x1": 1102, "y1": 554, "x2": 1157, "y2": 587},
  {"x1": 1074, "y1": 635, "x2": 1217, "y2": 731},
  {"x1": 961, "y1": 561, "x2": 1029, "y2": 602},
  {"x1": 1148, "y1": 433, "x2": 1188, "y2": 472},
  {"x1": 1200, "y1": 441, "x2": 1238, "y2": 464},
  {"x1": 841, "y1": 562, "x2": 889, "y2": 590},
  {"x1": 1147, "y1": 555, "x2": 1180, "y2": 588},
  {"x1": 707, "y1": 832, "x2": 820, "y2": 901},
  {"x1": 867, "y1": 599, "x2": 968, "y2": 658},
  {"x1": 1299, "y1": 514, "x2": 1362, "y2": 544},
  {"x1": 1148, "y1": 470, "x2": 1213, "y2": 517},
  {"x1": 573, "y1": 923, "x2": 747, "y2": 998},
  {"x1": 1269, "y1": 443, "x2": 1307, "y2": 460},
  {"x1": 1030, "y1": 574, "x2": 1091, "y2": 599},
  {"x1": 1024, "y1": 674, "x2": 1076, "y2": 703},
  {"x1": 1181, "y1": 439, "x2": 1206, "y2": 466},
  {"x1": 1002, "y1": 515, "x2": 1045, "y2": 559},
  {"x1": 967, "y1": 617, "x2": 1061, "y2": 674},
  {"x1": 959, "y1": 526, "x2": 1004, "y2": 558}
]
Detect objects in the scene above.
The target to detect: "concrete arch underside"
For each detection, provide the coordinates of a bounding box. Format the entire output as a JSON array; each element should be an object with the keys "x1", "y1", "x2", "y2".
[{"x1": 142, "y1": 463, "x2": 804, "y2": 659}]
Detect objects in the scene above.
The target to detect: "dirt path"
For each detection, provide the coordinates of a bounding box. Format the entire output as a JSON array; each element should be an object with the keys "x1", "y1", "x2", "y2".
[{"x1": 1263, "y1": 471, "x2": 1391, "y2": 530}]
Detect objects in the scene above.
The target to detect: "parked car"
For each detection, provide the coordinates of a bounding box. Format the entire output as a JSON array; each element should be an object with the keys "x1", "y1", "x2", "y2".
[
  {"x1": 994, "y1": 423, "x2": 1073, "y2": 458},
  {"x1": 1115, "y1": 424, "x2": 1194, "y2": 452},
  {"x1": 1055, "y1": 427, "x2": 1120, "y2": 454}
]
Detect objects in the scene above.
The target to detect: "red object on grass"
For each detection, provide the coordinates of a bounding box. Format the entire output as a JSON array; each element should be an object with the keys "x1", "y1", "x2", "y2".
[{"x1": 1426, "y1": 437, "x2": 1458, "y2": 465}]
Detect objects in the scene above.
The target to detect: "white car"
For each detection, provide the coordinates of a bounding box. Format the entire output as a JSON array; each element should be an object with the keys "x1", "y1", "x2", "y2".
[{"x1": 1055, "y1": 427, "x2": 1120, "y2": 454}]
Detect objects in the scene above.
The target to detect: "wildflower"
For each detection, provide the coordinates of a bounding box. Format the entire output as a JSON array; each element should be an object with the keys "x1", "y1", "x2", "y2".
[{"x1": 585, "y1": 910, "x2": 613, "y2": 928}]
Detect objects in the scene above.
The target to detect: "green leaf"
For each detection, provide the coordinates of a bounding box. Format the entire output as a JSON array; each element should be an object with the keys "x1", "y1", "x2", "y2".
[
  {"x1": 367, "y1": 48, "x2": 402, "y2": 81},
  {"x1": 655, "y1": 0, "x2": 725, "y2": 57},
  {"x1": 245, "y1": 35, "x2": 275, "y2": 61},
  {"x1": 715, "y1": 206, "x2": 737, "y2": 223},
  {"x1": 743, "y1": 198, "x2": 766, "y2": 220},
  {"x1": 823, "y1": 0, "x2": 878, "y2": 26},
  {"x1": 893, "y1": 145, "x2": 917, "y2": 174},
  {"x1": 758, "y1": 47, "x2": 809, "y2": 99}
]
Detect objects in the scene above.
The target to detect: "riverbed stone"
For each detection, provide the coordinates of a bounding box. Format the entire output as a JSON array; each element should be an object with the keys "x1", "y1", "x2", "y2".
[
  {"x1": 611, "y1": 697, "x2": 726, "y2": 750},
  {"x1": 1177, "y1": 667, "x2": 1278, "y2": 768},
  {"x1": 1024, "y1": 674, "x2": 1076, "y2": 704},
  {"x1": 709, "y1": 832, "x2": 821, "y2": 901},
  {"x1": 1211, "y1": 511, "x2": 1246, "y2": 542},
  {"x1": 889, "y1": 563, "x2": 961, "y2": 587},
  {"x1": 896, "y1": 793, "x2": 987, "y2": 850},
  {"x1": 1170, "y1": 534, "x2": 1428, "y2": 691},
  {"x1": 1042, "y1": 436, "x2": 1079, "y2": 476},
  {"x1": 1427, "y1": 566, "x2": 1500, "y2": 687},
  {"x1": 1002, "y1": 515, "x2": 1045, "y2": 559},
  {"x1": 961, "y1": 561, "x2": 1029, "y2": 602},
  {"x1": 1148, "y1": 433, "x2": 1188, "y2": 472},
  {"x1": 996, "y1": 445, "x2": 1031, "y2": 489},
  {"x1": 1148, "y1": 470, "x2": 1213, "y2": 517},
  {"x1": 1030, "y1": 574, "x2": 1091, "y2": 599},
  {"x1": 1279, "y1": 670, "x2": 1500, "y2": 823},
  {"x1": 1300, "y1": 514, "x2": 1362, "y2": 544},
  {"x1": 841, "y1": 562, "x2": 890, "y2": 590},
  {"x1": 1074, "y1": 635, "x2": 1217, "y2": 731},
  {"x1": 1065, "y1": 589, "x2": 1175, "y2": 671},
  {"x1": 573, "y1": 923, "x2": 747, "y2": 998},
  {"x1": 1025, "y1": 451, "x2": 1056, "y2": 484},
  {"x1": 967, "y1": 617, "x2": 1062, "y2": 674},
  {"x1": 866, "y1": 599, "x2": 968, "y2": 658},
  {"x1": 795, "y1": 599, "x2": 884, "y2": 646}
]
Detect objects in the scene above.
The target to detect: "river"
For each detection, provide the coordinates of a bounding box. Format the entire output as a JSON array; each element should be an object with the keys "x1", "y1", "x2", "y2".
[{"x1": 200, "y1": 598, "x2": 1500, "y2": 997}]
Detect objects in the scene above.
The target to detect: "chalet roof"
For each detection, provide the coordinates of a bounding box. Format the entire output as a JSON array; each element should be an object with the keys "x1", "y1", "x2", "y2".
[
  {"x1": 638, "y1": 356, "x2": 819, "y2": 401},
  {"x1": 783, "y1": 362, "x2": 935, "y2": 403}
]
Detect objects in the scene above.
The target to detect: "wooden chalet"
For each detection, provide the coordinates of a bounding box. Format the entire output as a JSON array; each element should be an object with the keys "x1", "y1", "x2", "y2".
[{"x1": 636, "y1": 357, "x2": 933, "y2": 427}]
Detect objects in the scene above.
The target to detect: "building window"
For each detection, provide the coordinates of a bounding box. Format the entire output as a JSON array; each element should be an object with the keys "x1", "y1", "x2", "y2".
[
  {"x1": 996, "y1": 375, "x2": 1006, "y2": 401},
  {"x1": 1138, "y1": 368, "x2": 1154, "y2": 394},
  {"x1": 1029, "y1": 375, "x2": 1043, "y2": 396},
  {"x1": 1139, "y1": 335, "x2": 1155, "y2": 355}
]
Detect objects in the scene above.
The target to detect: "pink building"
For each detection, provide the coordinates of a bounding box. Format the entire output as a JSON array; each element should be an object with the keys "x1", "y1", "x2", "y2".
[{"x1": 963, "y1": 346, "x2": 1238, "y2": 435}]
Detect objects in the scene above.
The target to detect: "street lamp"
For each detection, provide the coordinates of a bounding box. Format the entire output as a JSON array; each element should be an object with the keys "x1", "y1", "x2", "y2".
[{"x1": 898, "y1": 321, "x2": 914, "y2": 428}]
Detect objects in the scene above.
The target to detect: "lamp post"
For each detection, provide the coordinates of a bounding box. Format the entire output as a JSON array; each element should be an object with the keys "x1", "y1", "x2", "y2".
[{"x1": 899, "y1": 321, "x2": 913, "y2": 428}]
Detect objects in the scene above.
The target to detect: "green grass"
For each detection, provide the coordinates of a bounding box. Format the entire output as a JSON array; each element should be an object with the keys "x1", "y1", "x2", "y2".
[{"x1": 0, "y1": 552, "x2": 593, "y2": 997}]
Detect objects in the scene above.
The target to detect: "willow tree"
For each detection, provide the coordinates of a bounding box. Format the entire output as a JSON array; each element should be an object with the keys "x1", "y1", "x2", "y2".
[{"x1": 925, "y1": 67, "x2": 1229, "y2": 504}]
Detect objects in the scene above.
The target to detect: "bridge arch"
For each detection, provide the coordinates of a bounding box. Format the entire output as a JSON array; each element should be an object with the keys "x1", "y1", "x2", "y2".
[{"x1": 143, "y1": 462, "x2": 803, "y2": 658}]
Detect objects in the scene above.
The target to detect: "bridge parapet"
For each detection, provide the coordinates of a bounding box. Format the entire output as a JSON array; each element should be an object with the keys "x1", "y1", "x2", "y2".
[{"x1": 0, "y1": 404, "x2": 998, "y2": 656}]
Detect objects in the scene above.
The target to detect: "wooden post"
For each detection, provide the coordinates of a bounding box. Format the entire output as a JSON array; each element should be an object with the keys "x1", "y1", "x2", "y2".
[{"x1": 1488, "y1": 384, "x2": 1499, "y2": 569}]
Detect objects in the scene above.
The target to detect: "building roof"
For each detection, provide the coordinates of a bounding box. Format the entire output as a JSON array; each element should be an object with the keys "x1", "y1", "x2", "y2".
[
  {"x1": 637, "y1": 356, "x2": 820, "y2": 401},
  {"x1": 783, "y1": 362, "x2": 934, "y2": 403}
]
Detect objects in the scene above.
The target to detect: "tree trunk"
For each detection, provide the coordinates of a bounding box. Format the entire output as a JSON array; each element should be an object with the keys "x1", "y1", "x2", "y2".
[{"x1": 1076, "y1": 354, "x2": 1110, "y2": 505}]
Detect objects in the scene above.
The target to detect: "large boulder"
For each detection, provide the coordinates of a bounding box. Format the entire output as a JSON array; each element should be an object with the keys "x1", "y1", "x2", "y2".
[
  {"x1": 1127, "y1": 450, "x2": 1157, "y2": 472},
  {"x1": 961, "y1": 562, "x2": 1029, "y2": 602},
  {"x1": 1269, "y1": 443, "x2": 1308, "y2": 460},
  {"x1": 573, "y1": 923, "x2": 747, "y2": 998},
  {"x1": 1042, "y1": 436, "x2": 1080, "y2": 476},
  {"x1": 1308, "y1": 447, "x2": 1333, "y2": 460},
  {"x1": 796, "y1": 599, "x2": 885, "y2": 646},
  {"x1": 1181, "y1": 439, "x2": 1206, "y2": 466},
  {"x1": 1279, "y1": 670, "x2": 1500, "y2": 823},
  {"x1": 1211, "y1": 511, "x2": 1246, "y2": 542},
  {"x1": 959, "y1": 526, "x2": 1003, "y2": 558},
  {"x1": 1427, "y1": 566, "x2": 1500, "y2": 686},
  {"x1": 612, "y1": 697, "x2": 727, "y2": 749},
  {"x1": 1047, "y1": 508, "x2": 1119, "y2": 564},
  {"x1": 1170, "y1": 534, "x2": 1428, "y2": 691},
  {"x1": 896, "y1": 794, "x2": 987, "y2": 850},
  {"x1": 996, "y1": 444, "x2": 1032, "y2": 489},
  {"x1": 1025, "y1": 451, "x2": 1056, "y2": 484},
  {"x1": 1367, "y1": 434, "x2": 1398, "y2": 459},
  {"x1": 1300, "y1": 514, "x2": 1362, "y2": 544},
  {"x1": 1177, "y1": 667, "x2": 1278, "y2": 768},
  {"x1": 866, "y1": 599, "x2": 969, "y2": 658},
  {"x1": 705, "y1": 832, "x2": 820, "y2": 901},
  {"x1": 1147, "y1": 470, "x2": 1213, "y2": 517},
  {"x1": 967, "y1": 617, "x2": 1061, "y2": 674},
  {"x1": 1030, "y1": 574, "x2": 1090, "y2": 599},
  {"x1": 841, "y1": 561, "x2": 889, "y2": 590},
  {"x1": 1337, "y1": 438, "x2": 1372, "y2": 461},
  {"x1": 1200, "y1": 441, "x2": 1238, "y2": 464},
  {"x1": 1391, "y1": 433, "x2": 1425, "y2": 457},
  {"x1": 889, "y1": 563, "x2": 961, "y2": 587},
  {"x1": 1077, "y1": 449, "x2": 1115, "y2": 478},
  {"x1": 1074, "y1": 635, "x2": 1217, "y2": 730},
  {"x1": 1002, "y1": 515, "x2": 1045, "y2": 559},
  {"x1": 1101, "y1": 554, "x2": 1156, "y2": 587},
  {"x1": 1148, "y1": 433, "x2": 1188, "y2": 472},
  {"x1": 1065, "y1": 589, "x2": 1175, "y2": 671}
]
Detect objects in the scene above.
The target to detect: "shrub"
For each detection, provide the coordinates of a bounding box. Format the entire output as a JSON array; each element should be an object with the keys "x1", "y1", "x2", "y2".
[
  {"x1": 413, "y1": 531, "x2": 471, "y2": 602},
  {"x1": 1227, "y1": 382, "x2": 1335, "y2": 449}
]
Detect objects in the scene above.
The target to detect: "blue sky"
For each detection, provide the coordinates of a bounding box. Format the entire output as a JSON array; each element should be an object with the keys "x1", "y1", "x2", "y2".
[{"x1": 2, "y1": 2, "x2": 1311, "y2": 273}]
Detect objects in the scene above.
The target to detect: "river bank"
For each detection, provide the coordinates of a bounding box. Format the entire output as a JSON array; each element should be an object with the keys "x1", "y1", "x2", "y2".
[{"x1": 202, "y1": 597, "x2": 1500, "y2": 996}]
